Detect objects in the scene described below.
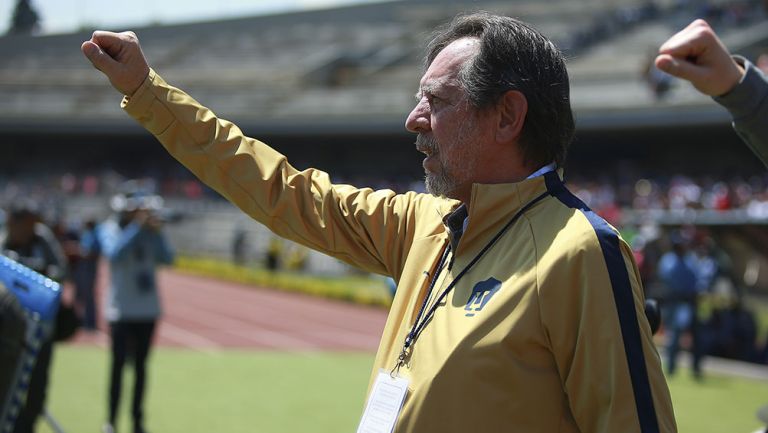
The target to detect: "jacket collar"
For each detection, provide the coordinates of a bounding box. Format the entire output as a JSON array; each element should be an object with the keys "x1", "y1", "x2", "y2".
[{"x1": 441, "y1": 170, "x2": 564, "y2": 255}]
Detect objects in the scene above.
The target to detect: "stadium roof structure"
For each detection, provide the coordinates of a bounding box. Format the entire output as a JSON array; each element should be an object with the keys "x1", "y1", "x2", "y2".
[{"x1": 1, "y1": 0, "x2": 767, "y2": 137}]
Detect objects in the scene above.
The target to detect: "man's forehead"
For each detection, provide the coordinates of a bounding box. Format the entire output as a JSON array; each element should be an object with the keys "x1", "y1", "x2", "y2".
[{"x1": 418, "y1": 37, "x2": 479, "y2": 92}]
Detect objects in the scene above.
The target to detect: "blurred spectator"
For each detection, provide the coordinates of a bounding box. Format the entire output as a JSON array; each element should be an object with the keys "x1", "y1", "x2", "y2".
[
  {"x1": 284, "y1": 244, "x2": 308, "y2": 271},
  {"x1": 657, "y1": 231, "x2": 704, "y2": 378},
  {"x1": 644, "y1": 55, "x2": 674, "y2": 100},
  {"x1": 692, "y1": 236, "x2": 719, "y2": 294},
  {"x1": 75, "y1": 219, "x2": 101, "y2": 330},
  {"x1": 265, "y1": 237, "x2": 282, "y2": 272},
  {"x1": 0, "y1": 201, "x2": 67, "y2": 433},
  {"x1": 231, "y1": 226, "x2": 248, "y2": 266},
  {"x1": 98, "y1": 189, "x2": 174, "y2": 433}
]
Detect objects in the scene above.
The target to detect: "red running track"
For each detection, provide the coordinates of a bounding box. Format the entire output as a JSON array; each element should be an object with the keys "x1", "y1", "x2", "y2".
[{"x1": 72, "y1": 266, "x2": 389, "y2": 352}]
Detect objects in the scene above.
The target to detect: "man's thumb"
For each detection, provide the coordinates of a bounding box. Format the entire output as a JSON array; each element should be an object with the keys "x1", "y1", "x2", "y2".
[
  {"x1": 81, "y1": 41, "x2": 115, "y2": 73},
  {"x1": 655, "y1": 54, "x2": 700, "y2": 81}
]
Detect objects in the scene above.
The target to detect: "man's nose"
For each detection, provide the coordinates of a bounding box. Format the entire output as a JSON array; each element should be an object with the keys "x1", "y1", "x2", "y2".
[{"x1": 405, "y1": 100, "x2": 430, "y2": 133}]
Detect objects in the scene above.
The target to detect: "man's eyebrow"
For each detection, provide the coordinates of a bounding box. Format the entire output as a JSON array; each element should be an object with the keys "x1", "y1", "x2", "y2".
[
  {"x1": 414, "y1": 79, "x2": 457, "y2": 100},
  {"x1": 414, "y1": 83, "x2": 434, "y2": 101}
]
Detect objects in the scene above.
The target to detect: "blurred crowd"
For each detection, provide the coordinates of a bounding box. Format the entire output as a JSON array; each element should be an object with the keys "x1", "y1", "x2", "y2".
[
  {"x1": 567, "y1": 0, "x2": 763, "y2": 58},
  {"x1": 4, "y1": 169, "x2": 768, "y2": 222},
  {"x1": 569, "y1": 173, "x2": 768, "y2": 221},
  {"x1": 4, "y1": 169, "x2": 768, "y2": 223},
  {"x1": 0, "y1": 170, "x2": 215, "y2": 205},
  {"x1": 5, "y1": 156, "x2": 767, "y2": 222}
]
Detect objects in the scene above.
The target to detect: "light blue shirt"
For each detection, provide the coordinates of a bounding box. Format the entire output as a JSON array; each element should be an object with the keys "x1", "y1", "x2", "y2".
[{"x1": 98, "y1": 217, "x2": 174, "y2": 322}]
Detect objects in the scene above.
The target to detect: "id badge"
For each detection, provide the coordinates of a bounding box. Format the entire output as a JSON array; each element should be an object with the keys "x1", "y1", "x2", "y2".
[{"x1": 356, "y1": 369, "x2": 410, "y2": 433}]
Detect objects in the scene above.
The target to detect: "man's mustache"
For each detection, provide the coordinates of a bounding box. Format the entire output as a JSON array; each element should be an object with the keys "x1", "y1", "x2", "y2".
[{"x1": 415, "y1": 135, "x2": 438, "y2": 154}]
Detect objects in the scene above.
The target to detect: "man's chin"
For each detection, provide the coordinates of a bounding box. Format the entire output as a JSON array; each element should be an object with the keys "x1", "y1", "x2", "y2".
[{"x1": 424, "y1": 174, "x2": 457, "y2": 199}]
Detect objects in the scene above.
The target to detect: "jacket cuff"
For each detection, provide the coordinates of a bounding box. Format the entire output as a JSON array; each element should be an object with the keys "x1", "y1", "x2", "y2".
[
  {"x1": 120, "y1": 68, "x2": 156, "y2": 113},
  {"x1": 713, "y1": 56, "x2": 768, "y2": 120},
  {"x1": 120, "y1": 68, "x2": 175, "y2": 136}
]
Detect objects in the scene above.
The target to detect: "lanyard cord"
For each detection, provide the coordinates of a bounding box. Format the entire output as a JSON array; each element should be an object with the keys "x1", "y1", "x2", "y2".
[
  {"x1": 403, "y1": 190, "x2": 550, "y2": 352},
  {"x1": 404, "y1": 245, "x2": 451, "y2": 349}
]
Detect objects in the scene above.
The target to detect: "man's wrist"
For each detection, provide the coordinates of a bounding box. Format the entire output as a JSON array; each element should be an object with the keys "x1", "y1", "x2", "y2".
[
  {"x1": 121, "y1": 68, "x2": 156, "y2": 111},
  {"x1": 719, "y1": 56, "x2": 747, "y2": 97},
  {"x1": 125, "y1": 67, "x2": 151, "y2": 97},
  {"x1": 713, "y1": 56, "x2": 765, "y2": 118}
]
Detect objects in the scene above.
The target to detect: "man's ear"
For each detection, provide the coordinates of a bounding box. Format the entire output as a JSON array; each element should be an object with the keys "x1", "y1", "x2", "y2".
[{"x1": 496, "y1": 90, "x2": 527, "y2": 143}]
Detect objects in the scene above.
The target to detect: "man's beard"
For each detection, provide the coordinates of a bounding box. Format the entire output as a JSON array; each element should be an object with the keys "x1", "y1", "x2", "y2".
[{"x1": 416, "y1": 134, "x2": 461, "y2": 198}]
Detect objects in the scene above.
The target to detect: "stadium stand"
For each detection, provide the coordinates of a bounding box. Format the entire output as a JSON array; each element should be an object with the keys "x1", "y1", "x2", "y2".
[{"x1": 1, "y1": 0, "x2": 765, "y2": 126}]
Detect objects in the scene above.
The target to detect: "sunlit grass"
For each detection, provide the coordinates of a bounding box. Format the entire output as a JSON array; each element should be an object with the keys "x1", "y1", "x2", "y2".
[{"x1": 37, "y1": 345, "x2": 768, "y2": 433}]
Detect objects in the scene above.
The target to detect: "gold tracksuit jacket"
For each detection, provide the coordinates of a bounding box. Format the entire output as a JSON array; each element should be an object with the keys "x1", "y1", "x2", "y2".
[{"x1": 122, "y1": 69, "x2": 677, "y2": 433}]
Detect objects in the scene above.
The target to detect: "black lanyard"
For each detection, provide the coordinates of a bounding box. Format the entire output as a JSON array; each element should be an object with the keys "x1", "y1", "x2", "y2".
[{"x1": 394, "y1": 190, "x2": 550, "y2": 371}]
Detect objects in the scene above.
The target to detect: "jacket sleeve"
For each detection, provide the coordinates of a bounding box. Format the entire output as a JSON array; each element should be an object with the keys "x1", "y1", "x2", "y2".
[
  {"x1": 538, "y1": 224, "x2": 677, "y2": 433},
  {"x1": 714, "y1": 57, "x2": 768, "y2": 168},
  {"x1": 120, "y1": 69, "x2": 426, "y2": 278}
]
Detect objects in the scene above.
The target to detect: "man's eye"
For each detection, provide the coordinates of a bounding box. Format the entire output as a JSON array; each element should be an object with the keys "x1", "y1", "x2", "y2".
[
  {"x1": 414, "y1": 91, "x2": 447, "y2": 108},
  {"x1": 427, "y1": 94, "x2": 443, "y2": 105}
]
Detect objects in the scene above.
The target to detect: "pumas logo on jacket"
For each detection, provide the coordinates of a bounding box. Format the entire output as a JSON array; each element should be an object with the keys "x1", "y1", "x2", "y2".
[{"x1": 465, "y1": 277, "x2": 501, "y2": 317}]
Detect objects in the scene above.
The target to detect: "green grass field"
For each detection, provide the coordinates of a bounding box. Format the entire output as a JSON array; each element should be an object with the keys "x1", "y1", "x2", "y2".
[
  {"x1": 37, "y1": 346, "x2": 768, "y2": 433},
  {"x1": 40, "y1": 347, "x2": 371, "y2": 433}
]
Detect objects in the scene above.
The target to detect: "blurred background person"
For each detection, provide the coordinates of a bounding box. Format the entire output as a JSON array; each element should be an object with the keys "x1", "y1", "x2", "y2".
[
  {"x1": 75, "y1": 219, "x2": 101, "y2": 331},
  {"x1": 98, "y1": 188, "x2": 174, "y2": 433},
  {"x1": 657, "y1": 230, "x2": 705, "y2": 379},
  {"x1": 0, "y1": 201, "x2": 67, "y2": 433},
  {"x1": 231, "y1": 225, "x2": 247, "y2": 266}
]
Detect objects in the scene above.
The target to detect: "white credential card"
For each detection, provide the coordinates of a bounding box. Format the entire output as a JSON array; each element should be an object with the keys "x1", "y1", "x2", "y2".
[{"x1": 356, "y1": 370, "x2": 410, "y2": 433}]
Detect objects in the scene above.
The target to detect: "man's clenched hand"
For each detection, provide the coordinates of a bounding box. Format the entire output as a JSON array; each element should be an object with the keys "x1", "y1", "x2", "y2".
[
  {"x1": 82, "y1": 31, "x2": 150, "y2": 96},
  {"x1": 655, "y1": 19, "x2": 745, "y2": 97}
]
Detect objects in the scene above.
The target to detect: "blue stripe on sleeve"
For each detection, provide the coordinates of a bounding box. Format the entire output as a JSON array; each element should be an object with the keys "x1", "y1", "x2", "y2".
[{"x1": 544, "y1": 171, "x2": 660, "y2": 433}]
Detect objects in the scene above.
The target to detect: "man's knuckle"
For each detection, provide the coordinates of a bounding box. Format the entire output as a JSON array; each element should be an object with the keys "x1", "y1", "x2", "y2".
[
  {"x1": 690, "y1": 26, "x2": 710, "y2": 42},
  {"x1": 692, "y1": 19, "x2": 710, "y2": 30}
]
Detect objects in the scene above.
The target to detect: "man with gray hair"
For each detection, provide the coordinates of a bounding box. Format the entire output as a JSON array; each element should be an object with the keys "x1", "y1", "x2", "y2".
[{"x1": 82, "y1": 12, "x2": 676, "y2": 433}]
